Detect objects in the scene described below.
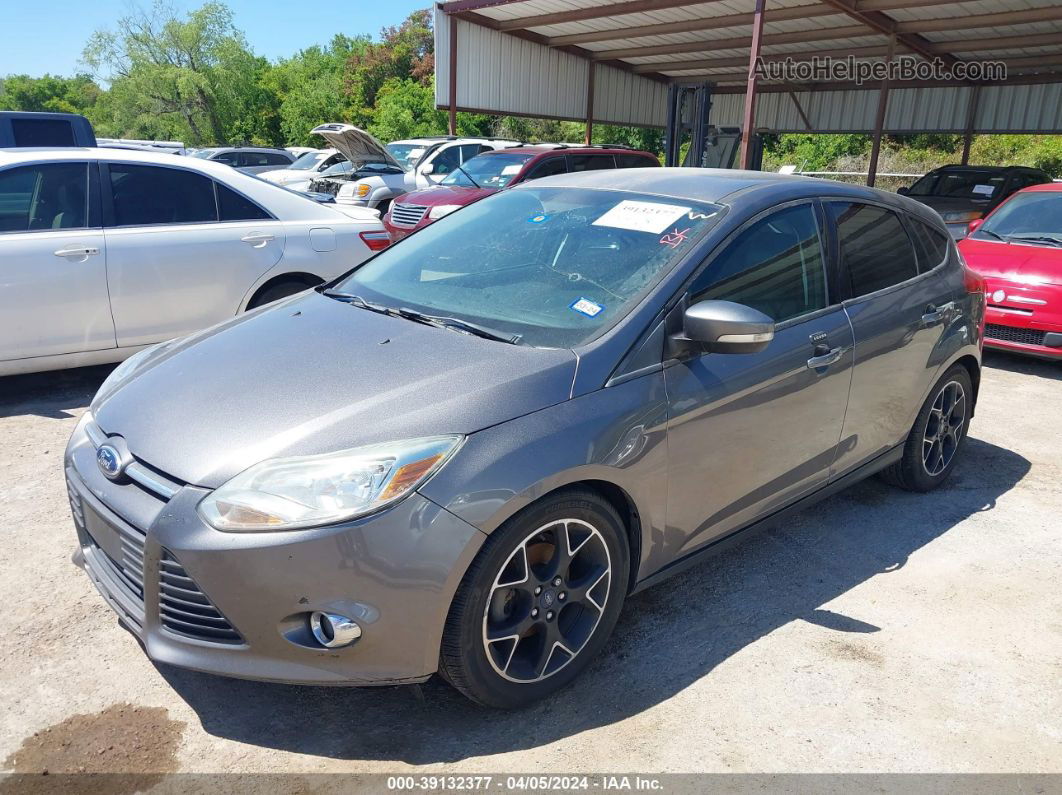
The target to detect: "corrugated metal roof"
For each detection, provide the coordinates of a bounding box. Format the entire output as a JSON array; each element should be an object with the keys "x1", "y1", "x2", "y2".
[{"x1": 437, "y1": 0, "x2": 1062, "y2": 133}]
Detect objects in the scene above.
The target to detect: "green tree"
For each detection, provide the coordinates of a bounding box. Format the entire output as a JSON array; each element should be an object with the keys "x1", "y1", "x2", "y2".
[{"x1": 0, "y1": 73, "x2": 104, "y2": 116}]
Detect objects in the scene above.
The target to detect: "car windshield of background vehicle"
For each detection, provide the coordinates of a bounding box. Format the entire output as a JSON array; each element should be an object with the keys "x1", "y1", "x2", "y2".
[
  {"x1": 907, "y1": 170, "x2": 1005, "y2": 199},
  {"x1": 334, "y1": 187, "x2": 726, "y2": 348},
  {"x1": 973, "y1": 192, "x2": 1062, "y2": 247},
  {"x1": 441, "y1": 153, "x2": 536, "y2": 189},
  {"x1": 189, "y1": 149, "x2": 218, "y2": 159},
  {"x1": 385, "y1": 143, "x2": 424, "y2": 170},
  {"x1": 288, "y1": 151, "x2": 327, "y2": 170}
]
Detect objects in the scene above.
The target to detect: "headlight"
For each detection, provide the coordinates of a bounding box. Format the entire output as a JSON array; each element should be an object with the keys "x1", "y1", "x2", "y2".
[
  {"x1": 91, "y1": 344, "x2": 162, "y2": 407},
  {"x1": 428, "y1": 204, "x2": 462, "y2": 219},
  {"x1": 338, "y1": 183, "x2": 356, "y2": 196},
  {"x1": 942, "y1": 211, "x2": 982, "y2": 223},
  {"x1": 197, "y1": 435, "x2": 463, "y2": 532}
]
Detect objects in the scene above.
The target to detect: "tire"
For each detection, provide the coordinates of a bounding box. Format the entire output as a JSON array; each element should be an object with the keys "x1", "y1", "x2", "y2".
[
  {"x1": 880, "y1": 365, "x2": 974, "y2": 492},
  {"x1": 247, "y1": 279, "x2": 313, "y2": 310},
  {"x1": 376, "y1": 199, "x2": 392, "y2": 218},
  {"x1": 439, "y1": 489, "x2": 630, "y2": 708}
]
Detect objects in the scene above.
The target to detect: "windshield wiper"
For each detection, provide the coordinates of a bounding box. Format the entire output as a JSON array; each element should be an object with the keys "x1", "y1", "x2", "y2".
[
  {"x1": 977, "y1": 228, "x2": 1007, "y2": 242},
  {"x1": 322, "y1": 291, "x2": 397, "y2": 315},
  {"x1": 395, "y1": 307, "x2": 521, "y2": 345},
  {"x1": 454, "y1": 164, "x2": 480, "y2": 189},
  {"x1": 1007, "y1": 234, "x2": 1062, "y2": 247}
]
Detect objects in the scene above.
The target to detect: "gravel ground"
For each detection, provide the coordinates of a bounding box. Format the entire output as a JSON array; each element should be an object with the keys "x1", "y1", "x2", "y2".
[{"x1": 1, "y1": 351, "x2": 1060, "y2": 777}]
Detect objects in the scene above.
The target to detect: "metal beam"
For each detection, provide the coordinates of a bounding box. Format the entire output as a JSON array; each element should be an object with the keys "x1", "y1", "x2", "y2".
[
  {"x1": 545, "y1": 0, "x2": 971, "y2": 46},
  {"x1": 709, "y1": 70, "x2": 1062, "y2": 96},
  {"x1": 497, "y1": 0, "x2": 722, "y2": 31},
  {"x1": 439, "y1": 0, "x2": 530, "y2": 13},
  {"x1": 448, "y1": 20, "x2": 458, "y2": 135},
  {"x1": 787, "y1": 91, "x2": 814, "y2": 130},
  {"x1": 867, "y1": 34, "x2": 896, "y2": 187},
  {"x1": 631, "y1": 45, "x2": 905, "y2": 74},
  {"x1": 740, "y1": 0, "x2": 766, "y2": 170},
  {"x1": 816, "y1": 0, "x2": 956, "y2": 66},
  {"x1": 960, "y1": 85, "x2": 981, "y2": 165},
  {"x1": 584, "y1": 63, "x2": 596, "y2": 145}
]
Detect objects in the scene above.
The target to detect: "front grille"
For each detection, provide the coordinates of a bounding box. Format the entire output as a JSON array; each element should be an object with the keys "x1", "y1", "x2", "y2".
[
  {"x1": 159, "y1": 550, "x2": 242, "y2": 644},
  {"x1": 390, "y1": 203, "x2": 429, "y2": 227},
  {"x1": 985, "y1": 323, "x2": 1046, "y2": 346}
]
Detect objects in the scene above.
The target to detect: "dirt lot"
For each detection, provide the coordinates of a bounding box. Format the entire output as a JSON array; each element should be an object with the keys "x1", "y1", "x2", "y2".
[{"x1": 1, "y1": 352, "x2": 1059, "y2": 776}]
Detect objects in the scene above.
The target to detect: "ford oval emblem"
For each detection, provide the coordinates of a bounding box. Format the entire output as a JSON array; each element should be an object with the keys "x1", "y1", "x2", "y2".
[{"x1": 96, "y1": 445, "x2": 123, "y2": 480}]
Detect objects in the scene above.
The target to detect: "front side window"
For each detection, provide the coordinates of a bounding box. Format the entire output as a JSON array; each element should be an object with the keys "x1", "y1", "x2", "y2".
[
  {"x1": 440, "y1": 152, "x2": 535, "y2": 188},
  {"x1": 690, "y1": 203, "x2": 827, "y2": 323},
  {"x1": 0, "y1": 162, "x2": 88, "y2": 232},
  {"x1": 109, "y1": 164, "x2": 217, "y2": 226},
  {"x1": 525, "y1": 157, "x2": 567, "y2": 180},
  {"x1": 333, "y1": 187, "x2": 725, "y2": 348},
  {"x1": 828, "y1": 202, "x2": 918, "y2": 296}
]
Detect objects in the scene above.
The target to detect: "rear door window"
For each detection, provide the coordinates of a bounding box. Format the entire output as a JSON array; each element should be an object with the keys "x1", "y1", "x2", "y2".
[
  {"x1": 827, "y1": 202, "x2": 919, "y2": 296},
  {"x1": 690, "y1": 203, "x2": 828, "y2": 323},
  {"x1": 0, "y1": 162, "x2": 89, "y2": 232},
  {"x1": 109, "y1": 164, "x2": 218, "y2": 226}
]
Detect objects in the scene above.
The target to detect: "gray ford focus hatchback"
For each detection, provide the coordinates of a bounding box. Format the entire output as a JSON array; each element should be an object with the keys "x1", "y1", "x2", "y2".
[{"x1": 66, "y1": 168, "x2": 985, "y2": 707}]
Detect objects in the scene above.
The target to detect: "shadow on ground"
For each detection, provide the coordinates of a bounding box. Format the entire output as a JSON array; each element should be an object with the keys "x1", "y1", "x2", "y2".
[
  {"x1": 982, "y1": 349, "x2": 1061, "y2": 381},
  {"x1": 0, "y1": 365, "x2": 115, "y2": 419},
  {"x1": 160, "y1": 437, "x2": 1029, "y2": 764}
]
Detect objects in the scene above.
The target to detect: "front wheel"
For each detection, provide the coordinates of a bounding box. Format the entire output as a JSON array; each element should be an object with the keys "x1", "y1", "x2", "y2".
[
  {"x1": 881, "y1": 365, "x2": 973, "y2": 492},
  {"x1": 439, "y1": 489, "x2": 629, "y2": 708}
]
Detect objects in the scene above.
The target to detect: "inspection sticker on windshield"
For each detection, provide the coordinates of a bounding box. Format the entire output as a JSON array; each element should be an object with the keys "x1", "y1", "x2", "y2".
[
  {"x1": 972, "y1": 184, "x2": 995, "y2": 196},
  {"x1": 502, "y1": 164, "x2": 522, "y2": 175},
  {"x1": 570, "y1": 297, "x2": 604, "y2": 318},
  {"x1": 593, "y1": 200, "x2": 692, "y2": 234}
]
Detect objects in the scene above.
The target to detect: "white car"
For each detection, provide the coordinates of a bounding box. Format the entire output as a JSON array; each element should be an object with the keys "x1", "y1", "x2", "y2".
[
  {"x1": 259, "y1": 148, "x2": 347, "y2": 187},
  {"x1": 0, "y1": 147, "x2": 389, "y2": 376},
  {"x1": 309, "y1": 124, "x2": 520, "y2": 214}
]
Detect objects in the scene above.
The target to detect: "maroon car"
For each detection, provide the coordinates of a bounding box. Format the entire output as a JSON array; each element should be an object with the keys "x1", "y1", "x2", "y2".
[{"x1": 383, "y1": 145, "x2": 659, "y2": 242}]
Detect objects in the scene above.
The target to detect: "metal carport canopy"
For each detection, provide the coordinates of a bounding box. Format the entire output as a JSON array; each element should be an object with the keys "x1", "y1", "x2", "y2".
[{"x1": 433, "y1": 0, "x2": 1062, "y2": 138}]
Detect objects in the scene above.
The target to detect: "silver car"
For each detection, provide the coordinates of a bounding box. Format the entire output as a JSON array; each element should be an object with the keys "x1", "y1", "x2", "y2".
[
  {"x1": 190, "y1": 147, "x2": 296, "y2": 175},
  {"x1": 66, "y1": 169, "x2": 985, "y2": 707}
]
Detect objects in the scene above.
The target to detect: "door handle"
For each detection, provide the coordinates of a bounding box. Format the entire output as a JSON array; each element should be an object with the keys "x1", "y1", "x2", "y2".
[
  {"x1": 807, "y1": 345, "x2": 843, "y2": 369},
  {"x1": 53, "y1": 246, "x2": 100, "y2": 258},
  {"x1": 240, "y1": 233, "x2": 275, "y2": 247},
  {"x1": 921, "y1": 302, "x2": 954, "y2": 327}
]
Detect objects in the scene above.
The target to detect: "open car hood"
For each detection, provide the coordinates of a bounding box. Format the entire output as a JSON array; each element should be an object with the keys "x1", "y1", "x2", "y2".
[{"x1": 310, "y1": 123, "x2": 404, "y2": 171}]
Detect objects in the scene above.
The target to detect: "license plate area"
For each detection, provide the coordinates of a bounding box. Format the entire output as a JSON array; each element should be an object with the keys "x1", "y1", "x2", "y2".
[{"x1": 82, "y1": 502, "x2": 126, "y2": 562}]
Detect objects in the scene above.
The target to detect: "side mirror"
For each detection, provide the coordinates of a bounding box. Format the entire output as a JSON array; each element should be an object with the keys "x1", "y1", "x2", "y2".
[
  {"x1": 896, "y1": 186, "x2": 909, "y2": 195},
  {"x1": 680, "y1": 300, "x2": 775, "y2": 354},
  {"x1": 967, "y1": 218, "x2": 983, "y2": 235},
  {"x1": 419, "y1": 162, "x2": 436, "y2": 175}
]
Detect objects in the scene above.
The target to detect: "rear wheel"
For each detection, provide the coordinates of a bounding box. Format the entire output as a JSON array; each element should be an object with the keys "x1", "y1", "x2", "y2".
[
  {"x1": 881, "y1": 365, "x2": 973, "y2": 492},
  {"x1": 247, "y1": 278, "x2": 316, "y2": 309},
  {"x1": 440, "y1": 489, "x2": 629, "y2": 708}
]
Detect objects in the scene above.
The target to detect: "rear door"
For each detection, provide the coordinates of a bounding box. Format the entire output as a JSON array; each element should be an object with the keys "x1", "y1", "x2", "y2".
[
  {"x1": 827, "y1": 201, "x2": 958, "y2": 477},
  {"x1": 0, "y1": 160, "x2": 114, "y2": 361},
  {"x1": 664, "y1": 200, "x2": 854, "y2": 554},
  {"x1": 102, "y1": 162, "x2": 285, "y2": 347}
]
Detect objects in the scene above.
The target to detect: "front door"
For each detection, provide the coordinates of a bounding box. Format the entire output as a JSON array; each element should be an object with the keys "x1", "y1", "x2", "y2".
[
  {"x1": 102, "y1": 162, "x2": 284, "y2": 347},
  {"x1": 663, "y1": 201, "x2": 853, "y2": 562},
  {"x1": 0, "y1": 161, "x2": 114, "y2": 362}
]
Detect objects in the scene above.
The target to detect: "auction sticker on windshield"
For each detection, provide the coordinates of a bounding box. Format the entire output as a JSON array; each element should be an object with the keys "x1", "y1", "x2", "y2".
[{"x1": 593, "y1": 200, "x2": 692, "y2": 234}]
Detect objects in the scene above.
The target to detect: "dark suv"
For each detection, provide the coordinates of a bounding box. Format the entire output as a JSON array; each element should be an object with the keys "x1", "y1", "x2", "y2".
[
  {"x1": 899, "y1": 164, "x2": 1052, "y2": 239},
  {"x1": 383, "y1": 145, "x2": 658, "y2": 242}
]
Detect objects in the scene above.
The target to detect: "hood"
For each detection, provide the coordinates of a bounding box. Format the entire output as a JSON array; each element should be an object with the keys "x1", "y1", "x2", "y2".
[
  {"x1": 908, "y1": 195, "x2": 992, "y2": 216},
  {"x1": 399, "y1": 185, "x2": 495, "y2": 207},
  {"x1": 959, "y1": 237, "x2": 1062, "y2": 285},
  {"x1": 310, "y1": 123, "x2": 404, "y2": 170},
  {"x1": 260, "y1": 170, "x2": 307, "y2": 186},
  {"x1": 93, "y1": 292, "x2": 576, "y2": 488}
]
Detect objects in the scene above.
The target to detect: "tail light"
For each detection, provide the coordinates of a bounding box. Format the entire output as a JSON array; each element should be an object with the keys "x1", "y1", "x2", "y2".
[{"x1": 359, "y1": 230, "x2": 390, "y2": 251}]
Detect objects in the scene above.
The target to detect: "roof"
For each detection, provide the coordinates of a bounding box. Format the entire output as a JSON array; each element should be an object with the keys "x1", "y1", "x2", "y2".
[
  {"x1": 0, "y1": 146, "x2": 266, "y2": 180},
  {"x1": 435, "y1": 1, "x2": 1062, "y2": 133}
]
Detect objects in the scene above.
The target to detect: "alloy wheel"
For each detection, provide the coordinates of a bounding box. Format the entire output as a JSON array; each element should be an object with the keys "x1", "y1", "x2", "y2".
[
  {"x1": 482, "y1": 519, "x2": 611, "y2": 683},
  {"x1": 922, "y1": 380, "x2": 967, "y2": 476}
]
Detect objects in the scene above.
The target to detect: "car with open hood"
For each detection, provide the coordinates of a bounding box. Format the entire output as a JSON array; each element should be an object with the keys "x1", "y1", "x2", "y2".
[
  {"x1": 258, "y1": 148, "x2": 346, "y2": 187},
  {"x1": 308, "y1": 124, "x2": 521, "y2": 215},
  {"x1": 383, "y1": 145, "x2": 659, "y2": 242},
  {"x1": 66, "y1": 168, "x2": 983, "y2": 707},
  {"x1": 899, "y1": 165, "x2": 1051, "y2": 240},
  {"x1": 959, "y1": 182, "x2": 1062, "y2": 359}
]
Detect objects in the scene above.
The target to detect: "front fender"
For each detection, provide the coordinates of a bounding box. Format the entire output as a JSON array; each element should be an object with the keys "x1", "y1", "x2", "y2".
[{"x1": 418, "y1": 373, "x2": 670, "y2": 585}]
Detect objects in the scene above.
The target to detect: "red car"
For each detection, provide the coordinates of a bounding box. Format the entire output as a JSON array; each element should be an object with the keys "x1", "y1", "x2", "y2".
[
  {"x1": 383, "y1": 145, "x2": 659, "y2": 242},
  {"x1": 958, "y1": 182, "x2": 1062, "y2": 360}
]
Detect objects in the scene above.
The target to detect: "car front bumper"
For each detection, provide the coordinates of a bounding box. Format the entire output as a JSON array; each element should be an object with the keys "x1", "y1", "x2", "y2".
[
  {"x1": 983, "y1": 278, "x2": 1062, "y2": 359},
  {"x1": 66, "y1": 417, "x2": 485, "y2": 685}
]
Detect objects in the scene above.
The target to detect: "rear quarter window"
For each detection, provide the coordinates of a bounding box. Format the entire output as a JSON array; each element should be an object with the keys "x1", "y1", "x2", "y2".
[
  {"x1": 907, "y1": 217, "x2": 950, "y2": 272},
  {"x1": 616, "y1": 153, "x2": 657, "y2": 168}
]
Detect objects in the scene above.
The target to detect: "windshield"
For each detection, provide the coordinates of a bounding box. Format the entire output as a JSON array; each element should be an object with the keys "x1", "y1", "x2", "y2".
[
  {"x1": 319, "y1": 161, "x2": 353, "y2": 177},
  {"x1": 333, "y1": 187, "x2": 725, "y2": 348},
  {"x1": 289, "y1": 151, "x2": 327, "y2": 170},
  {"x1": 907, "y1": 170, "x2": 1005, "y2": 199},
  {"x1": 974, "y1": 192, "x2": 1062, "y2": 245},
  {"x1": 386, "y1": 143, "x2": 425, "y2": 170},
  {"x1": 441, "y1": 152, "x2": 535, "y2": 188},
  {"x1": 190, "y1": 149, "x2": 218, "y2": 159}
]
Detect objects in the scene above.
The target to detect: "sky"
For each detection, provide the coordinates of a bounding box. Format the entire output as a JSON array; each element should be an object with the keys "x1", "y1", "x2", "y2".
[{"x1": 0, "y1": 0, "x2": 432, "y2": 78}]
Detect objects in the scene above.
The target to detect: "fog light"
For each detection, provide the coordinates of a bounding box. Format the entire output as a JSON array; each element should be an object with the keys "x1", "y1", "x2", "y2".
[{"x1": 309, "y1": 611, "x2": 361, "y2": 648}]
